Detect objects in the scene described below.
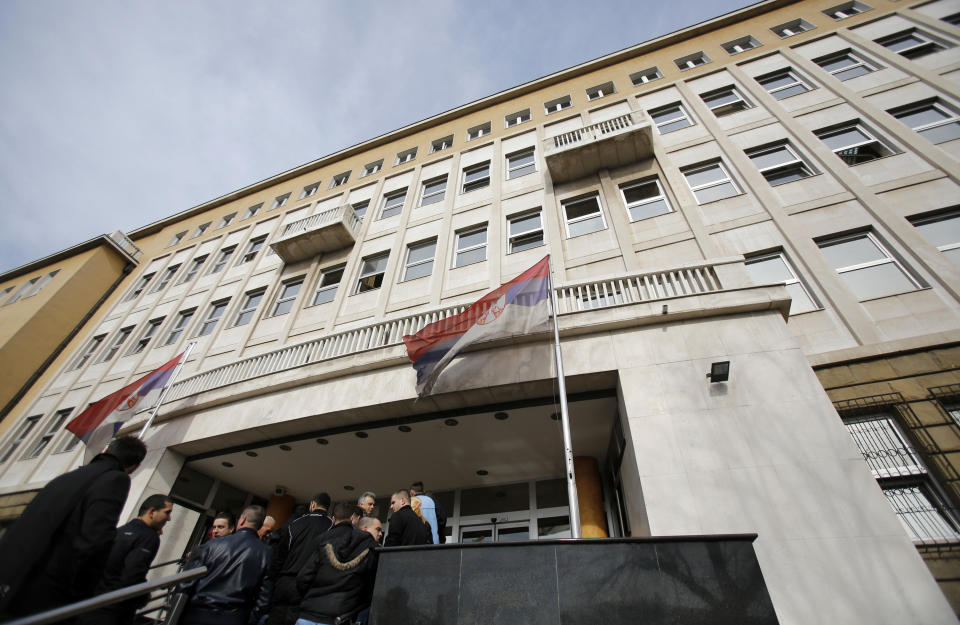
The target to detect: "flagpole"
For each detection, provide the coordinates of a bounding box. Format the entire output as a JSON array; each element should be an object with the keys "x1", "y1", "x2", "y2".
[
  {"x1": 547, "y1": 256, "x2": 582, "y2": 539},
  {"x1": 137, "y1": 341, "x2": 197, "y2": 440}
]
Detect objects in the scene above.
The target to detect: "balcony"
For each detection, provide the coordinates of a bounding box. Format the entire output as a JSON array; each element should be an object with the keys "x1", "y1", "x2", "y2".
[
  {"x1": 543, "y1": 110, "x2": 654, "y2": 184},
  {"x1": 270, "y1": 204, "x2": 362, "y2": 264}
]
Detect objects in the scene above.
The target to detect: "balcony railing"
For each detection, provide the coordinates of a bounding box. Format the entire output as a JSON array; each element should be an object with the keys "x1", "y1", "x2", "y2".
[
  {"x1": 543, "y1": 110, "x2": 654, "y2": 184},
  {"x1": 270, "y1": 204, "x2": 362, "y2": 263},
  {"x1": 163, "y1": 261, "x2": 736, "y2": 405}
]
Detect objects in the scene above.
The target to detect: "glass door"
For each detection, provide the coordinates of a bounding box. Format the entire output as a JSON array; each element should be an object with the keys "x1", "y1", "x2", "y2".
[{"x1": 460, "y1": 521, "x2": 531, "y2": 543}]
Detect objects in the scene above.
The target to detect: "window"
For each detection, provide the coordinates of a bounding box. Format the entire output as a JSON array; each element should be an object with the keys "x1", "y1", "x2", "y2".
[
  {"x1": 100, "y1": 326, "x2": 134, "y2": 362},
  {"x1": 813, "y1": 49, "x2": 877, "y2": 80},
  {"x1": 844, "y1": 413, "x2": 924, "y2": 478},
  {"x1": 771, "y1": 18, "x2": 814, "y2": 38},
  {"x1": 682, "y1": 160, "x2": 740, "y2": 204},
  {"x1": 756, "y1": 68, "x2": 812, "y2": 99},
  {"x1": 403, "y1": 239, "x2": 437, "y2": 281},
  {"x1": 190, "y1": 222, "x2": 211, "y2": 239},
  {"x1": 910, "y1": 210, "x2": 960, "y2": 266},
  {"x1": 351, "y1": 200, "x2": 369, "y2": 220},
  {"x1": 630, "y1": 67, "x2": 662, "y2": 86},
  {"x1": 701, "y1": 86, "x2": 752, "y2": 116},
  {"x1": 270, "y1": 280, "x2": 303, "y2": 316},
  {"x1": 356, "y1": 253, "x2": 389, "y2": 293},
  {"x1": 217, "y1": 212, "x2": 237, "y2": 229},
  {"x1": 31, "y1": 408, "x2": 71, "y2": 457},
  {"x1": 0, "y1": 415, "x2": 41, "y2": 464},
  {"x1": 124, "y1": 272, "x2": 155, "y2": 302},
  {"x1": 544, "y1": 96, "x2": 572, "y2": 114},
  {"x1": 129, "y1": 318, "x2": 164, "y2": 355},
  {"x1": 746, "y1": 141, "x2": 815, "y2": 185},
  {"x1": 884, "y1": 485, "x2": 960, "y2": 543},
  {"x1": 876, "y1": 28, "x2": 951, "y2": 59},
  {"x1": 300, "y1": 182, "x2": 321, "y2": 199},
  {"x1": 674, "y1": 51, "x2": 710, "y2": 70},
  {"x1": 164, "y1": 309, "x2": 194, "y2": 345},
  {"x1": 72, "y1": 334, "x2": 106, "y2": 370},
  {"x1": 239, "y1": 235, "x2": 267, "y2": 264},
  {"x1": 620, "y1": 177, "x2": 673, "y2": 221},
  {"x1": 722, "y1": 35, "x2": 761, "y2": 55},
  {"x1": 945, "y1": 400, "x2": 960, "y2": 427},
  {"x1": 167, "y1": 231, "x2": 187, "y2": 247},
  {"x1": 890, "y1": 99, "x2": 960, "y2": 144},
  {"x1": 823, "y1": 1, "x2": 870, "y2": 20},
  {"x1": 431, "y1": 135, "x2": 453, "y2": 152},
  {"x1": 152, "y1": 264, "x2": 181, "y2": 293},
  {"x1": 563, "y1": 194, "x2": 607, "y2": 237},
  {"x1": 745, "y1": 252, "x2": 818, "y2": 314},
  {"x1": 0, "y1": 286, "x2": 14, "y2": 302},
  {"x1": 454, "y1": 225, "x2": 487, "y2": 268},
  {"x1": 3, "y1": 278, "x2": 38, "y2": 306},
  {"x1": 362, "y1": 160, "x2": 383, "y2": 176},
  {"x1": 506, "y1": 148, "x2": 536, "y2": 179},
  {"x1": 462, "y1": 162, "x2": 491, "y2": 193},
  {"x1": 395, "y1": 148, "x2": 417, "y2": 165},
  {"x1": 507, "y1": 211, "x2": 544, "y2": 253},
  {"x1": 271, "y1": 193, "x2": 291, "y2": 209},
  {"x1": 209, "y1": 246, "x2": 236, "y2": 274},
  {"x1": 380, "y1": 189, "x2": 407, "y2": 219},
  {"x1": 244, "y1": 203, "x2": 263, "y2": 219},
  {"x1": 818, "y1": 231, "x2": 920, "y2": 300},
  {"x1": 467, "y1": 122, "x2": 491, "y2": 141},
  {"x1": 815, "y1": 121, "x2": 895, "y2": 165},
  {"x1": 420, "y1": 176, "x2": 447, "y2": 207},
  {"x1": 312, "y1": 265, "x2": 345, "y2": 305},
  {"x1": 198, "y1": 300, "x2": 230, "y2": 335},
  {"x1": 17, "y1": 270, "x2": 60, "y2": 300},
  {"x1": 943, "y1": 13, "x2": 960, "y2": 27},
  {"x1": 649, "y1": 102, "x2": 693, "y2": 134},
  {"x1": 505, "y1": 109, "x2": 531, "y2": 127},
  {"x1": 232, "y1": 288, "x2": 265, "y2": 326},
  {"x1": 586, "y1": 81, "x2": 616, "y2": 100},
  {"x1": 179, "y1": 255, "x2": 208, "y2": 284},
  {"x1": 330, "y1": 171, "x2": 350, "y2": 188}
]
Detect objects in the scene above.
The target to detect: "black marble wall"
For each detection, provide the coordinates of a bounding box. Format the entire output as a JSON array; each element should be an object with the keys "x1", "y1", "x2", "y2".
[{"x1": 368, "y1": 535, "x2": 778, "y2": 625}]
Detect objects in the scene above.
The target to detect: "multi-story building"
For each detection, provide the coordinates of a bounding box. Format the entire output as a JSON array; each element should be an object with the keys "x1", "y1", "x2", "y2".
[{"x1": 1, "y1": 0, "x2": 960, "y2": 621}]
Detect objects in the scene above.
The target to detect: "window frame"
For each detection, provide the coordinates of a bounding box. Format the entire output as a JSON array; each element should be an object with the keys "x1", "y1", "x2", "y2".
[
  {"x1": 674, "y1": 51, "x2": 710, "y2": 70},
  {"x1": 402, "y1": 239, "x2": 438, "y2": 282},
  {"x1": 234, "y1": 288, "x2": 266, "y2": 327},
  {"x1": 3, "y1": 278, "x2": 39, "y2": 306},
  {"x1": 681, "y1": 160, "x2": 741, "y2": 204},
  {"x1": 164, "y1": 309, "x2": 195, "y2": 346},
  {"x1": 209, "y1": 246, "x2": 237, "y2": 274},
  {"x1": 466, "y1": 122, "x2": 492, "y2": 141},
  {"x1": 420, "y1": 175, "x2": 448, "y2": 207},
  {"x1": 270, "y1": 278, "x2": 304, "y2": 317},
  {"x1": 813, "y1": 49, "x2": 878, "y2": 81},
  {"x1": 745, "y1": 141, "x2": 816, "y2": 186},
  {"x1": 151, "y1": 264, "x2": 181, "y2": 293},
  {"x1": 771, "y1": 18, "x2": 814, "y2": 38},
  {"x1": 395, "y1": 148, "x2": 418, "y2": 166},
  {"x1": 454, "y1": 225, "x2": 488, "y2": 268},
  {"x1": 216, "y1": 212, "x2": 237, "y2": 229},
  {"x1": 910, "y1": 209, "x2": 960, "y2": 264},
  {"x1": 167, "y1": 231, "x2": 187, "y2": 247},
  {"x1": 462, "y1": 161, "x2": 491, "y2": 193},
  {"x1": 506, "y1": 148, "x2": 536, "y2": 180},
  {"x1": 505, "y1": 109, "x2": 531, "y2": 127},
  {"x1": 815, "y1": 120, "x2": 896, "y2": 165},
  {"x1": 722, "y1": 35, "x2": 761, "y2": 55},
  {"x1": 619, "y1": 176, "x2": 674, "y2": 222},
  {"x1": 649, "y1": 102, "x2": 694, "y2": 134},
  {"x1": 124, "y1": 272, "x2": 155, "y2": 302},
  {"x1": 271, "y1": 193, "x2": 291, "y2": 209},
  {"x1": 586, "y1": 81, "x2": 616, "y2": 101},
  {"x1": 179, "y1": 254, "x2": 208, "y2": 284},
  {"x1": 823, "y1": 1, "x2": 871, "y2": 20},
  {"x1": 361, "y1": 160, "x2": 383, "y2": 177},
  {"x1": 431, "y1": 135, "x2": 453, "y2": 153},
  {"x1": 190, "y1": 222, "x2": 211, "y2": 239},
  {"x1": 756, "y1": 68, "x2": 812, "y2": 99},
  {"x1": 238, "y1": 235, "x2": 267, "y2": 265},
  {"x1": 507, "y1": 210, "x2": 545, "y2": 254},
  {"x1": 329, "y1": 172, "x2": 350, "y2": 188},
  {"x1": 0, "y1": 415, "x2": 42, "y2": 464},
  {"x1": 630, "y1": 67, "x2": 662, "y2": 86},
  {"x1": 744, "y1": 251, "x2": 819, "y2": 314},
  {"x1": 889, "y1": 99, "x2": 960, "y2": 145},
  {"x1": 379, "y1": 189, "x2": 407, "y2": 219},
  {"x1": 100, "y1": 326, "x2": 134, "y2": 362},
  {"x1": 198, "y1": 299, "x2": 230, "y2": 336},
  {"x1": 129, "y1": 318, "x2": 164, "y2": 355},
  {"x1": 561, "y1": 194, "x2": 608, "y2": 238},
  {"x1": 876, "y1": 28, "x2": 951, "y2": 59},
  {"x1": 544, "y1": 96, "x2": 572, "y2": 115},
  {"x1": 300, "y1": 182, "x2": 321, "y2": 199},
  {"x1": 818, "y1": 231, "x2": 921, "y2": 300},
  {"x1": 355, "y1": 252, "x2": 389, "y2": 294},
  {"x1": 312, "y1": 265, "x2": 345, "y2": 305},
  {"x1": 244, "y1": 203, "x2": 263, "y2": 219},
  {"x1": 700, "y1": 85, "x2": 752, "y2": 116},
  {"x1": 351, "y1": 200, "x2": 369, "y2": 220},
  {"x1": 72, "y1": 334, "x2": 107, "y2": 370}
]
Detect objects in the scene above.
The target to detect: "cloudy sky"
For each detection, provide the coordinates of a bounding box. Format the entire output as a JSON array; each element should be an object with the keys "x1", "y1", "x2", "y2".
[{"x1": 0, "y1": 0, "x2": 754, "y2": 273}]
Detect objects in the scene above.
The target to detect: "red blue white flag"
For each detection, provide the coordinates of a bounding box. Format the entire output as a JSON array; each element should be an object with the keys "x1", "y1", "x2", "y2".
[
  {"x1": 66, "y1": 352, "x2": 185, "y2": 461},
  {"x1": 403, "y1": 256, "x2": 551, "y2": 396}
]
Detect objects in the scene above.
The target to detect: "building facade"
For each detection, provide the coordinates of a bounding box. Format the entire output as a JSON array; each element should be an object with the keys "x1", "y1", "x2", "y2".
[{"x1": 1, "y1": 0, "x2": 960, "y2": 622}]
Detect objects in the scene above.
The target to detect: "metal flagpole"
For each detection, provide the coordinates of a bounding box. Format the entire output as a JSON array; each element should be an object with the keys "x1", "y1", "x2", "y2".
[
  {"x1": 547, "y1": 255, "x2": 582, "y2": 538},
  {"x1": 137, "y1": 341, "x2": 198, "y2": 440}
]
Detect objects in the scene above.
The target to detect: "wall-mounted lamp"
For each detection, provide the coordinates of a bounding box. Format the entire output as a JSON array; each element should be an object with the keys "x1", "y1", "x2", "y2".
[{"x1": 707, "y1": 361, "x2": 730, "y2": 383}]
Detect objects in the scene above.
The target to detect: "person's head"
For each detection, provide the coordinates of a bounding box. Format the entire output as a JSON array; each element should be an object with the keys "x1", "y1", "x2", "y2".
[
  {"x1": 410, "y1": 481, "x2": 425, "y2": 496},
  {"x1": 138, "y1": 494, "x2": 173, "y2": 531},
  {"x1": 211, "y1": 511, "x2": 236, "y2": 538},
  {"x1": 309, "y1": 492, "x2": 331, "y2": 512},
  {"x1": 331, "y1": 501, "x2": 356, "y2": 525},
  {"x1": 238, "y1": 505, "x2": 266, "y2": 532},
  {"x1": 357, "y1": 516, "x2": 383, "y2": 543},
  {"x1": 357, "y1": 491, "x2": 376, "y2": 516},
  {"x1": 390, "y1": 489, "x2": 411, "y2": 513},
  {"x1": 106, "y1": 436, "x2": 147, "y2": 473},
  {"x1": 256, "y1": 514, "x2": 275, "y2": 537},
  {"x1": 291, "y1": 504, "x2": 308, "y2": 519}
]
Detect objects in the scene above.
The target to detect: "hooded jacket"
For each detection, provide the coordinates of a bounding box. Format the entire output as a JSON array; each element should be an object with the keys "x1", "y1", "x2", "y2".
[{"x1": 295, "y1": 523, "x2": 379, "y2": 622}]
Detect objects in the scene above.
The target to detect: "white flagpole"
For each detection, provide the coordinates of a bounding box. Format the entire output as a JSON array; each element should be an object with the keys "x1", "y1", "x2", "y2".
[
  {"x1": 137, "y1": 341, "x2": 198, "y2": 440},
  {"x1": 547, "y1": 256, "x2": 582, "y2": 539}
]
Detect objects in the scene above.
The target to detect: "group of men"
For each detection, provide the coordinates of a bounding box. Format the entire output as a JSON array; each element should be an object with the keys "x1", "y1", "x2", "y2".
[{"x1": 0, "y1": 434, "x2": 446, "y2": 625}]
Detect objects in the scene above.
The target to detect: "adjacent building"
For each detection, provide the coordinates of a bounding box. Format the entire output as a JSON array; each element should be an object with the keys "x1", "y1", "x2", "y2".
[{"x1": 2, "y1": 0, "x2": 960, "y2": 621}]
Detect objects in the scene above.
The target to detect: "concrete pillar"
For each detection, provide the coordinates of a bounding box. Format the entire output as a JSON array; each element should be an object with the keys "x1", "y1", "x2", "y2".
[{"x1": 574, "y1": 456, "x2": 608, "y2": 538}]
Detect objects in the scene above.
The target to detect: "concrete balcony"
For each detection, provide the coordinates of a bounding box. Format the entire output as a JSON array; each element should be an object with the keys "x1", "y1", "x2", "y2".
[
  {"x1": 270, "y1": 204, "x2": 362, "y2": 264},
  {"x1": 543, "y1": 110, "x2": 654, "y2": 184}
]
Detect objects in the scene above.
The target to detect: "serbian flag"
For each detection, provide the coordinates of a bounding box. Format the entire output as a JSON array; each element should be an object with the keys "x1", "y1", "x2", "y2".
[
  {"x1": 66, "y1": 352, "x2": 184, "y2": 461},
  {"x1": 403, "y1": 256, "x2": 551, "y2": 396}
]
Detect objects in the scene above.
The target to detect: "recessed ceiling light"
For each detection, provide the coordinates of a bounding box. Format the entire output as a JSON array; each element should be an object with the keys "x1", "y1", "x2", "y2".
[
  {"x1": 494, "y1": 412, "x2": 509, "y2": 420},
  {"x1": 343, "y1": 485, "x2": 355, "y2": 491},
  {"x1": 245, "y1": 451, "x2": 258, "y2": 457},
  {"x1": 279, "y1": 444, "x2": 292, "y2": 451},
  {"x1": 444, "y1": 418, "x2": 459, "y2": 426},
  {"x1": 398, "y1": 425, "x2": 412, "y2": 432},
  {"x1": 222, "y1": 462, "x2": 234, "y2": 468},
  {"x1": 355, "y1": 431, "x2": 369, "y2": 439},
  {"x1": 316, "y1": 438, "x2": 329, "y2": 445},
  {"x1": 476, "y1": 469, "x2": 488, "y2": 476},
  {"x1": 550, "y1": 412, "x2": 561, "y2": 421}
]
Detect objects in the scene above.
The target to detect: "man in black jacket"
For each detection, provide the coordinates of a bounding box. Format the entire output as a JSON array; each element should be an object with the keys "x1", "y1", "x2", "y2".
[
  {"x1": 0, "y1": 436, "x2": 147, "y2": 619},
  {"x1": 178, "y1": 505, "x2": 274, "y2": 625},
  {"x1": 266, "y1": 492, "x2": 332, "y2": 625},
  {"x1": 383, "y1": 489, "x2": 429, "y2": 547},
  {"x1": 79, "y1": 493, "x2": 174, "y2": 625},
  {"x1": 295, "y1": 505, "x2": 381, "y2": 625}
]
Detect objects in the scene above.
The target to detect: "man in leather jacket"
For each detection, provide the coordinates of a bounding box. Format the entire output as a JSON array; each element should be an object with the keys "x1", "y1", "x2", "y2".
[{"x1": 178, "y1": 505, "x2": 274, "y2": 625}]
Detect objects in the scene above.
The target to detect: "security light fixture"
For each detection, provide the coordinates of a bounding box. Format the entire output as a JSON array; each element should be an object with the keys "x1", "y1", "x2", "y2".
[
  {"x1": 494, "y1": 412, "x2": 509, "y2": 420},
  {"x1": 222, "y1": 461, "x2": 234, "y2": 468},
  {"x1": 245, "y1": 451, "x2": 258, "y2": 457},
  {"x1": 343, "y1": 485, "x2": 355, "y2": 491},
  {"x1": 355, "y1": 431, "x2": 369, "y2": 438},
  {"x1": 316, "y1": 438, "x2": 329, "y2": 445},
  {"x1": 476, "y1": 469, "x2": 488, "y2": 476},
  {"x1": 708, "y1": 361, "x2": 731, "y2": 383},
  {"x1": 398, "y1": 425, "x2": 412, "y2": 432},
  {"x1": 445, "y1": 418, "x2": 459, "y2": 426},
  {"x1": 279, "y1": 444, "x2": 292, "y2": 451}
]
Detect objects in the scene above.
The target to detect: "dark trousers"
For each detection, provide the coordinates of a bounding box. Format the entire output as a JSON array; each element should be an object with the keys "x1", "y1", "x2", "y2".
[{"x1": 266, "y1": 575, "x2": 300, "y2": 625}]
